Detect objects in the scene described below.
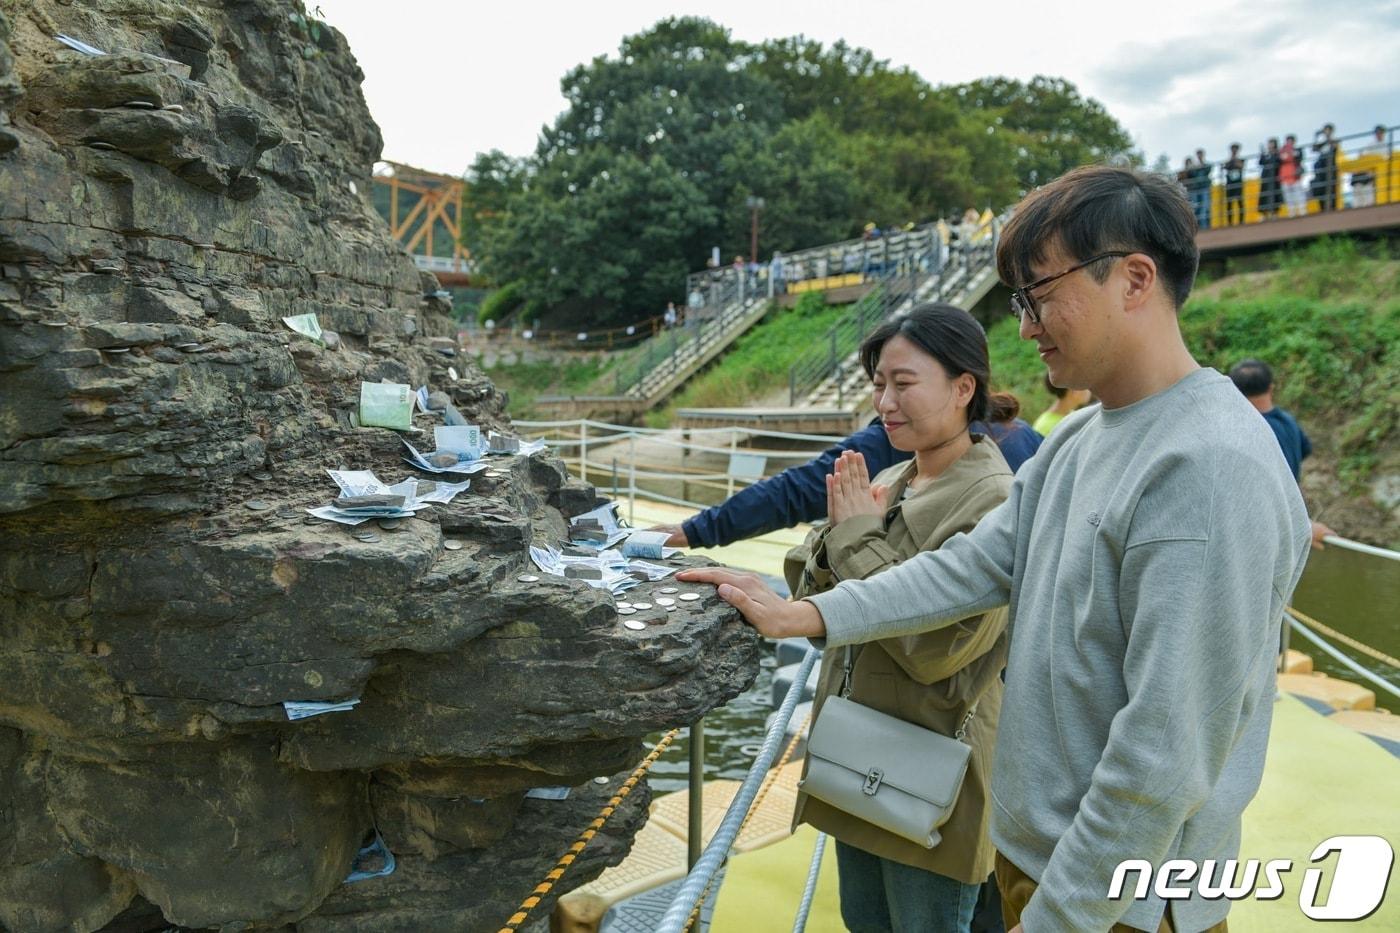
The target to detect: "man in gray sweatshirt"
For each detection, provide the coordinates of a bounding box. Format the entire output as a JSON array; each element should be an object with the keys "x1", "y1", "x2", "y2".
[{"x1": 680, "y1": 165, "x2": 1312, "y2": 932}]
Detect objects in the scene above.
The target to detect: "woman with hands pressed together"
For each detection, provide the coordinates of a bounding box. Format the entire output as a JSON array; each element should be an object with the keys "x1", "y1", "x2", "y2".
[{"x1": 730, "y1": 303, "x2": 1015, "y2": 932}]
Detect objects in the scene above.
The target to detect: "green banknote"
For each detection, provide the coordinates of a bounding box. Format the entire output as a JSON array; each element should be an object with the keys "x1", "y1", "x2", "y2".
[{"x1": 359, "y1": 382, "x2": 413, "y2": 431}]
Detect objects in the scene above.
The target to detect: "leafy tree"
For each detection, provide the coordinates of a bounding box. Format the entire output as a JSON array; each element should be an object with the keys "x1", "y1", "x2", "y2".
[
  {"x1": 937, "y1": 76, "x2": 1137, "y2": 189},
  {"x1": 461, "y1": 20, "x2": 1136, "y2": 329},
  {"x1": 462, "y1": 149, "x2": 529, "y2": 259},
  {"x1": 481, "y1": 149, "x2": 717, "y2": 327}
]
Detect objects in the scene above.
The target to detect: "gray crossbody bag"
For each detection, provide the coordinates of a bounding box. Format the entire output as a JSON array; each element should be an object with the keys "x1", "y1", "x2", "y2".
[{"x1": 798, "y1": 646, "x2": 975, "y2": 849}]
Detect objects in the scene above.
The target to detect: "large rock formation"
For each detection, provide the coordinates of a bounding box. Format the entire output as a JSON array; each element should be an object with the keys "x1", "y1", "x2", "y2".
[{"x1": 0, "y1": 2, "x2": 760, "y2": 930}]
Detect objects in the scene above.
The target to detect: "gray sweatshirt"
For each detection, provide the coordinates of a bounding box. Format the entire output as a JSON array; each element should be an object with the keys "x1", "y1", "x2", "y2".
[{"x1": 807, "y1": 368, "x2": 1312, "y2": 932}]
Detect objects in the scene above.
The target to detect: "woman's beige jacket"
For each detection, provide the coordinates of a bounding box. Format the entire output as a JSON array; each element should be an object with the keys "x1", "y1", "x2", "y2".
[{"x1": 786, "y1": 435, "x2": 1013, "y2": 883}]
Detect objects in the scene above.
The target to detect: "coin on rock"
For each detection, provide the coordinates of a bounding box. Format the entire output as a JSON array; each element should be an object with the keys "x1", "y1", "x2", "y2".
[
  {"x1": 517, "y1": 574, "x2": 541, "y2": 583},
  {"x1": 592, "y1": 776, "x2": 609, "y2": 785},
  {"x1": 678, "y1": 592, "x2": 701, "y2": 602},
  {"x1": 485, "y1": 470, "x2": 505, "y2": 478},
  {"x1": 123, "y1": 100, "x2": 157, "y2": 109},
  {"x1": 659, "y1": 586, "x2": 679, "y2": 594},
  {"x1": 443, "y1": 539, "x2": 464, "y2": 551},
  {"x1": 251, "y1": 470, "x2": 272, "y2": 481},
  {"x1": 377, "y1": 519, "x2": 403, "y2": 530},
  {"x1": 618, "y1": 607, "x2": 636, "y2": 615},
  {"x1": 244, "y1": 499, "x2": 270, "y2": 511},
  {"x1": 616, "y1": 602, "x2": 632, "y2": 609},
  {"x1": 623, "y1": 619, "x2": 646, "y2": 631},
  {"x1": 354, "y1": 532, "x2": 380, "y2": 543},
  {"x1": 655, "y1": 597, "x2": 676, "y2": 607},
  {"x1": 303, "y1": 516, "x2": 325, "y2": 525},
  {"x1": 632, "y1": 602, "x2": 653, "y2": 610}
]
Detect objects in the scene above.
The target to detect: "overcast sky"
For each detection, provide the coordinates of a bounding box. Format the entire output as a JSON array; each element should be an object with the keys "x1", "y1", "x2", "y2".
[{"x1": 318, "y1": 0, "x2": 1399, "y2": 177}]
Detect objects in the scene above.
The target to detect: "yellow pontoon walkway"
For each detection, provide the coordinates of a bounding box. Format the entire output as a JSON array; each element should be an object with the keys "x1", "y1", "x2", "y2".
[{"x1": 567, "y1": 501, "x2": 1400, "y2": 931}]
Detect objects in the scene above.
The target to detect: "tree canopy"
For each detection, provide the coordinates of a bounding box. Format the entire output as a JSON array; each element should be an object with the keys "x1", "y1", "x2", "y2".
[{"x1": 464, "y1": 17, "x2": 1135, "y2": 328}]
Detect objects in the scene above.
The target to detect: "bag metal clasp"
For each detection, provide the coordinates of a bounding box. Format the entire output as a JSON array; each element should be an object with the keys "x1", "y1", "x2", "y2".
[{"x1": 862, "y1": 768, "x2": 883, "y2": 796}]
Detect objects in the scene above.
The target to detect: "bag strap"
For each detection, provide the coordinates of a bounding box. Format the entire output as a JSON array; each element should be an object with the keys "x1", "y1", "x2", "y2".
[{"x1": 843, "y1": 645, "x2": 979, "y2": 744}]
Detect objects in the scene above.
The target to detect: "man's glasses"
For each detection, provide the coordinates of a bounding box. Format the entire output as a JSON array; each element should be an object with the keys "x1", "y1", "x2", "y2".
[{"x1": 1010, "y1": 251, "x2": 1133, "y2": 326}]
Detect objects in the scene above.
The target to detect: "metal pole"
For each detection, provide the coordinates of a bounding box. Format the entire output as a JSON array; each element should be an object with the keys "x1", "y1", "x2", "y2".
[
  {"x1": 687, "y1": 717, "x2": 705, "y2": 869},
  {"x1": 611, "y1": 457, "x2": 618, "y2": 497},
  {"x1": 579, "y1": 421, "x2": 589, "y2": 485},
  {"x1": 727, "y1": 430, "x2": 737, "y2": 497},
  {"x1": 680, "y1": 429, "x2": 690, "y2": 505},
  {"x1": 628, "y1": 433, "x2": 637, "y2": 524}
]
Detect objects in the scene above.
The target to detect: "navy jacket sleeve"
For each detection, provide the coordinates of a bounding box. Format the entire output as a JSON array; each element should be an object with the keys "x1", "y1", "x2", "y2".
[
  {"x1": 979, "y1": 417, "x2": 1043, "y2": 473},
  {"x1": 681, "y1": 421, "x2": 908, "y2": 548}
]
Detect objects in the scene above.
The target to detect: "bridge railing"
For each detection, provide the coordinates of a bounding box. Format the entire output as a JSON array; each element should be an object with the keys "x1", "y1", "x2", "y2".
[
  {"x1": 1169, "y1": 122, "x2": 1398, "y2": 228},
  {"x1": 785, "y1": 212, "x2": 1004, "y2": 406}
]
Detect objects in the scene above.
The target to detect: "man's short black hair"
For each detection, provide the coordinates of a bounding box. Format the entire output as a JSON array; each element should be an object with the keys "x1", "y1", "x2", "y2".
[
  {"x1": 1228, "y1": 358, "x2": 1274, "y2": 396},
  {"x1": 995, "y1": 164, "x2": 1201, "y2": 310}
]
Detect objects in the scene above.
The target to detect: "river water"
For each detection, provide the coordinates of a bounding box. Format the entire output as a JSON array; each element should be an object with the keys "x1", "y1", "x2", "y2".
[{"x1": 648, "y1": 543, "x2": 1398, "y2": 794}]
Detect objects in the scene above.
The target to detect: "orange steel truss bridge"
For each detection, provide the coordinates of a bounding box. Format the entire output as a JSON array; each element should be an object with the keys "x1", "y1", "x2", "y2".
[{"x1": 372, "y1": 160, "x2": 473, "y2": 285}]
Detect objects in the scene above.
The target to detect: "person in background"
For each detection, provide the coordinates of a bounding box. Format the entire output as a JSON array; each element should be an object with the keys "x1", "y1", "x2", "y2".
[
  {"x1": 959, "y1": 208, "x2": 981, "y2": 261},
  {"x1": 1350, "y1": 124, "x2": 1388, "y2": 208},
  {"x1": 663, "y1": 301, "x2": 678, "y2": 329},
  {"x1": 770, "y1": 250, "x2": 786, "y2": 295},
  {"x1": 1191, "y1": 147, "x2": 1213, "y2": 229},
  {"x1": 1176, "y1": 155, "x2": 1195, "y2": 192},
  {"x1": 681, "y1": 164, "x2": 1312, "y2": 933},
  {"x1": 1228, "y1": 358, "x2": 1336, "y2": 549},
  {"x1": 788, "y1": 303, "x2": 1014, "y2": 933},
  {"x1": 1223, "y1": 143, "x2": 1246, "y2": 225},
  {"x1": 1280, "y1": 133, "x2": 1307, "y2": 217},
  {"x1": 1311, "y1": 123, "x2": 1339, "y2": 212},
  {"x1": 1258, "y1": 138, "x2": 1281, "y2": 219},
  {"x1": 650, "y1": 398, "x2": 1040, "y2": 551},
  {"x1": 1030, "y1": 374, "x2": 1091, "y2": 436}
]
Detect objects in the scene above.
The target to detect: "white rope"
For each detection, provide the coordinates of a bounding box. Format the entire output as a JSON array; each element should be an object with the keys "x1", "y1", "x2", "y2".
[
  {"x1": 1322, "y1": 535, "x2": 1400, "y2": 562},
  {"x1": 1287, "y1": 617, "x2": 1400, "y2": 701},
  {"x1": 791, "y1": 832, "x2": 828, "y2": 933},
  {"x1": 657, "y1": 648, "x2": 821, "y2": 933}
]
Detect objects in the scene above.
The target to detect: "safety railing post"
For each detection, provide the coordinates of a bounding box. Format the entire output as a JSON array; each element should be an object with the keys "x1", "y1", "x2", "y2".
[
  {"x1": 579, "y1": 421, "x2": 589, "y2": 484},
  {"x1": 627, "y1": 433, "x2": 637, "y2": 524},
  {"x1": 726, "y1": 430, "x2": 737, "y2": 498},
  {"x1": 688, "y1": 717, "x2": 705, "y2": 869}
]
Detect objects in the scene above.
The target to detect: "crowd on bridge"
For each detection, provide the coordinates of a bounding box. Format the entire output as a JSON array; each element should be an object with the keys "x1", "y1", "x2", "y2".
[{"x1": 1175, "y1": 122, "x2": 1393, "y2": 228}]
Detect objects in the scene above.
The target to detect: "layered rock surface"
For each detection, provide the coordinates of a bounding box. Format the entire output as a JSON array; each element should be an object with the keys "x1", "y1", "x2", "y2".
[{"x1": 0, "y1": 2, "x2": 760, "y2": 930}]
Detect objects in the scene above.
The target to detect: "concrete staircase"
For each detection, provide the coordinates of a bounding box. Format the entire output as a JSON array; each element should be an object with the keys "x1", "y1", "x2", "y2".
[{"x1": 623, "y1": 293, "x2": 769, "y2": 403}]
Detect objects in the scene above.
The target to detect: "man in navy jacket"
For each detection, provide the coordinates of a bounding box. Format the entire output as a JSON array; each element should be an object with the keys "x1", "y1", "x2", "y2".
[{"x1": 655, "y1": 417, "x2": 1041, "y2": 548}]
